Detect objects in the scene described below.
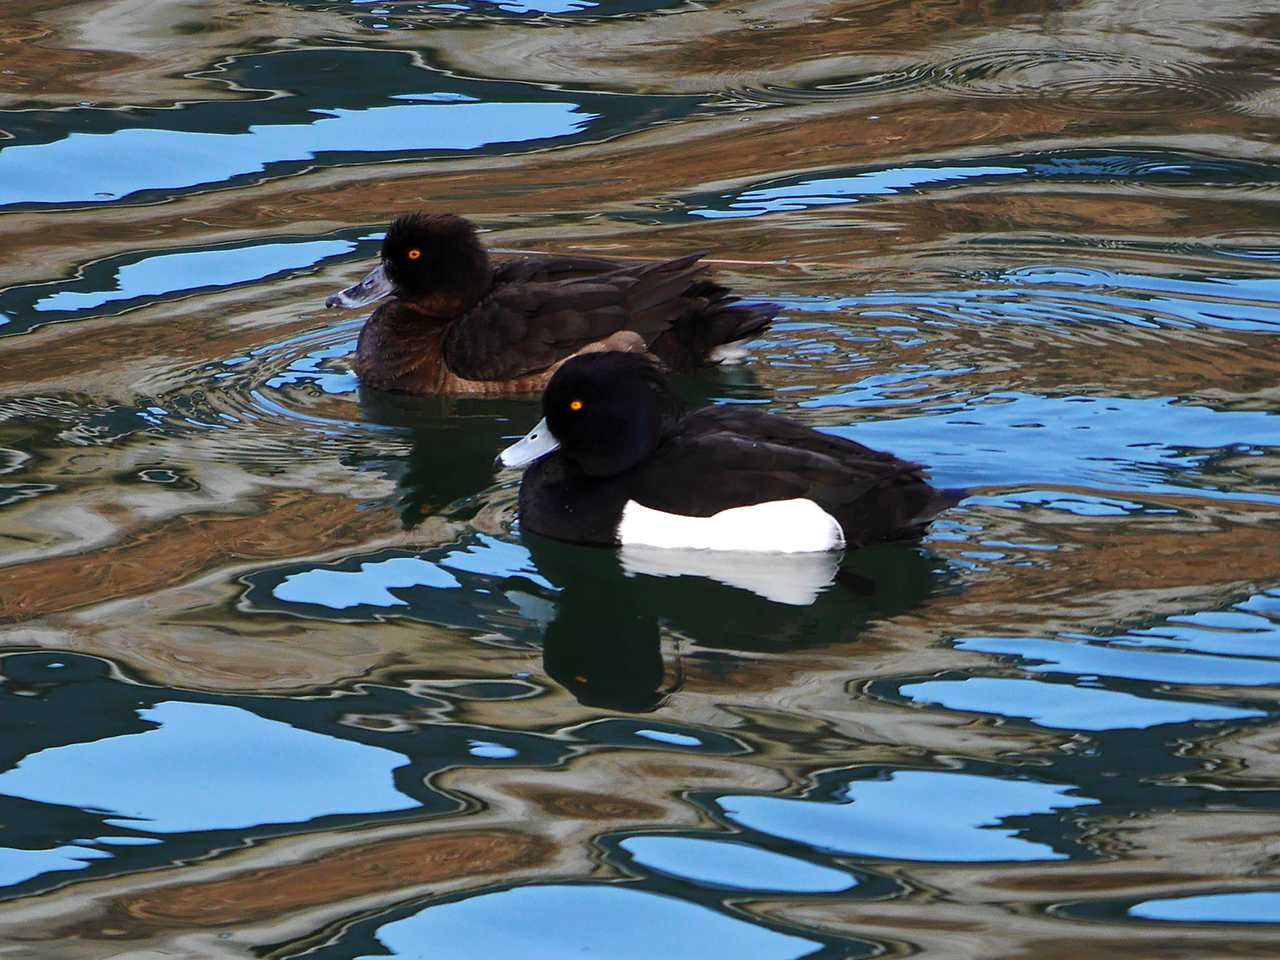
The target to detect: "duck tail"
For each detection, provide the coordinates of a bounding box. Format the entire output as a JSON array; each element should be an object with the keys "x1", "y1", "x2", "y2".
[
  {"x1": 847, "y1": 474, "x2": 963, "y2": 546},
  {"x1": 713, "y1": 298, "x2": 782, "y2": 346},
  {"x1": 912, "y1": 486, "x2": 967, "y2": 525},
  {"x1": 658, "y1": 280, "x2": 781, "y2": 368}
]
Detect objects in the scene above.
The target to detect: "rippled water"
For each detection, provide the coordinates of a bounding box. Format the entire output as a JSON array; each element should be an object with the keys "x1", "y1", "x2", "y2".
[{"x1": 1, "y1": 0, "x2": 1278, "y2": 956}]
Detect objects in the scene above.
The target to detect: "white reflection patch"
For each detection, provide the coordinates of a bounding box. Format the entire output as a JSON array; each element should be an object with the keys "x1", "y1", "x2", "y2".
[{"x1": 620, "y1": 543, "x2": 840, "y2": 605}]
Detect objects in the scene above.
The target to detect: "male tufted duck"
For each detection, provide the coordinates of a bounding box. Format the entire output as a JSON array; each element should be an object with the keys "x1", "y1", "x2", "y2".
[{"x1": 498, "y1": 352, "x2": 956, "y2": 552}]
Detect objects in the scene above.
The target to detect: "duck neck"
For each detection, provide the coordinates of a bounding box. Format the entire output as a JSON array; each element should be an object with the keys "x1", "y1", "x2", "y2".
[
  {"x1": 355, "y1": 303, "x2": 452, "y2": 392},
  {"x1": 572, "y1": 408, "x2": 677, "y2": 478}
]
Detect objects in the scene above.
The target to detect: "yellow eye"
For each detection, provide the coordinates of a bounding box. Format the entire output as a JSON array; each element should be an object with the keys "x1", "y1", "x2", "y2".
[
  {"x1": 569, "y1": 399, "x2": 583, "y2": 411},
  {"x1": 407, "y1": 248, "x2": 422, "y2": 261}
]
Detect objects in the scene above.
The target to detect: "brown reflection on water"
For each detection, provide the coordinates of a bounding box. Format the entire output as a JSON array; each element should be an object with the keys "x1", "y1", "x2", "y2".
[
  {"x1": 910, "y1": 502, "x2": 1280, "y2": 637},
  {"x1": 0, "y1": 0, "x2": 350, "y2": 108},
  {"x1": 1190, "y1": 723, "x2": 1280, "y2": 787},
  {"x1": 116, "y1": 829, "x2": 552, "y2": 928},
  {"x1": 0, "y1": 5, "x2": 132, "y2": 106},
  {"x1": 0, "y1": 490, "x2": 393, "y2": 621},
  {"x1": 0, "y1": 286, "x2": 326, "y2": 394}
]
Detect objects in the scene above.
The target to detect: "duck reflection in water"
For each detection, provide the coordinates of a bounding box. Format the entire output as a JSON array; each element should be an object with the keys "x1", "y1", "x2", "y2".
[
  {"x1": 355, "y1": 386, "x2": 539, "y2": 528},
  {"x1": 522, "y1": 532, "x2": 943, "y2": 713}
]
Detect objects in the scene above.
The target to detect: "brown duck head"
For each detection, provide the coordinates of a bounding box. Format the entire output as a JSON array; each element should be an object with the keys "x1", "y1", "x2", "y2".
[{"x1": 326, "y1": 212, "x2": 491, "y2": 316}]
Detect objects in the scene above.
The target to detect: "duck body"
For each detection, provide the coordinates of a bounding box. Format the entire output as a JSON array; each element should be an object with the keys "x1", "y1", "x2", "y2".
[
  {"x1": 501, "y1": 352, "x2": 955, "y2": 552},
  {"x1": 329, "y1": 213, "x2": 779, "y2": 394}
]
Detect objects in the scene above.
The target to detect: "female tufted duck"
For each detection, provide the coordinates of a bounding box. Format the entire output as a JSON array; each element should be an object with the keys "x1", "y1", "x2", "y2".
[
  {"x1": 326, "y1": 212, "x2": 779, "y2": 394},
  {"x1": 498, "y1": 352, "x2": 956, "y2": 551}
]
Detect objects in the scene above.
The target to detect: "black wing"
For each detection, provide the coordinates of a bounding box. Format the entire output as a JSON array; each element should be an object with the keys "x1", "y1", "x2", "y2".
[
  {"x1": 444, "y1": 254, "x2": 708, "y2": 381},
  {"x1": 635, "y1": 408, "x2": 915, "y2": 512}
]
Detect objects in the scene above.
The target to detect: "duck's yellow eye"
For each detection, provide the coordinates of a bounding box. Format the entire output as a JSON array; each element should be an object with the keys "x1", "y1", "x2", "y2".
[
  {"x1": 569, "y1": 399, "x2": 584, "y2": 412},
  {"x1": 407, "y1": 248, "x2": 422, "y2": 261}
]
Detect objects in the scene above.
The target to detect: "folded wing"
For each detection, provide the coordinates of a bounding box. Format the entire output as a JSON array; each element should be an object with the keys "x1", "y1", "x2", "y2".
[
  {"x1": 631, "y1": 407, "x2": 945, "y2": 547},
  {"x1": 444, "y1": 254, "x2": 769, "y2": 380}
]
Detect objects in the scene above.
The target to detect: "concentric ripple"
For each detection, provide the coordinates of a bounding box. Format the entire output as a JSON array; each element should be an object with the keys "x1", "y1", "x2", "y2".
[
  {"x1": 0, "y1": 320, "x2": 397, "y2": 479},
  {"x1": 723, "y1": 65, "x2": 939, "y2": 107},
  {"x1": 164, "y1": 321, "x2": 378, "y2": 459},
  {"x1": 931, "y1": 48, "x2": 1236, "y2": 116},
  {"x1": 726, "y1": 48, "x2": 1245, "y2": 116}
]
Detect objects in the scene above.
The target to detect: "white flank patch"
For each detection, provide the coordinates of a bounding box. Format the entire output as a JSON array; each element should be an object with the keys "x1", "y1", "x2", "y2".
[
  {"x1": 620, "y1": 544, "x2": 840, "y2": 606},
  {"x1": 709, "y1": 343, "x2": 750, "y2": 364},
  {"x1": 617, "y1": 498, "x2": 844, "y2": 554}
]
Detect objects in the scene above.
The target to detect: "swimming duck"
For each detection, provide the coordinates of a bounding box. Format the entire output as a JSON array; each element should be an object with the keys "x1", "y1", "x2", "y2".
[
  {"x1": 498, "y1": 352, "x2": 956, "y2": 551},
  {"x1": 325, "y1": 212, "x2": 779, "y2": 394}
]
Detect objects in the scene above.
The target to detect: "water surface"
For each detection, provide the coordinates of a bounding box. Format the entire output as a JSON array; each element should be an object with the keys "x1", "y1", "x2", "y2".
[{"x1": 0, "y1": 1, "x2": 1278, "y2": 956}]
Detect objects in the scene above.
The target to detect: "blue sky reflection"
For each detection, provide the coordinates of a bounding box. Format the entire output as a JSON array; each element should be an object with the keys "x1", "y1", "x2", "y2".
[
  {"x1": 0, "y1": 99, "x2": 594, "y2": 206},
  {"x1": 719, "y1": 771, "x2": 1096, "y2": 862},
  {"x1": 358, "y1": 884, "x2": 822, "y2": 959},
  {"x1": 899, "y1": 677, "x2": 1263, "y2": 730},
  {"x1": 0, "y1": 701, "x2": 416, "y2": 832}
]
